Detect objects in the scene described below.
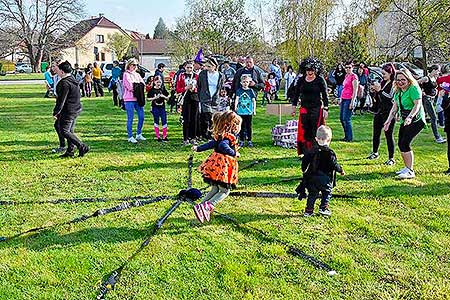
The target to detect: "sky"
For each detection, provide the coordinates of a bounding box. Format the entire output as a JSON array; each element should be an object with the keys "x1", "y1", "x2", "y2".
[{"x1": 86, "y1": 0, "x2": 186, "y2": 34}]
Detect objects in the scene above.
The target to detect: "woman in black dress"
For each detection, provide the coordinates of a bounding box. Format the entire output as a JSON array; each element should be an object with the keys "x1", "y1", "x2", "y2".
[{"x1": 291, "y1": 58, "x2": 328, "y2": 155}]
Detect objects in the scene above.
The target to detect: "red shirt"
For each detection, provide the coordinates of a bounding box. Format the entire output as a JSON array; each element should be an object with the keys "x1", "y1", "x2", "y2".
[{"x1": 437, "y1": 75, "x2": 450, "y2": 93}]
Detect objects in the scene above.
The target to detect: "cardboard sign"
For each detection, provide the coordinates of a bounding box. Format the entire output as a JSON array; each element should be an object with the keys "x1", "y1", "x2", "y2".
[{"x1": 265, "y1": 104, "x2": 293, "y2": 116}]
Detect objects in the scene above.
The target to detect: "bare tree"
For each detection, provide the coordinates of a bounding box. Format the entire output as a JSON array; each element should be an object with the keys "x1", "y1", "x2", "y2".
[
  {"x1": 271, "y1": 0, "x2": 338, "y2": 67},
  {"x1": 169, "y1": 0, "x2": 264, "y2": 63},
  {"x1": 0, "y1": 0, "x2": 86, "y2": 72},
  {"x1": 369, "y1": 0, "x2": 450, "y2": 70}
]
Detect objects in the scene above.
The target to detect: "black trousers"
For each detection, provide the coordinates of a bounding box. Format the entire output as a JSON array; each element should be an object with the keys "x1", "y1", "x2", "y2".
[
  {"x1": 372, "y1": 112, "x2": 395, "y2": 158},
  {"x1": 93, "y1": 78, "x2": 104, "y2": 97},
  {"x1": 200, "y1": 112, "x2": 213, "y2": 139},
  {"x1": 182, "y1": 101, "x2": 199, "y2": 141},
  {"x1": 239, "y1": 115, "x2": 253, "y2": 141},
  {"x1": 398, "y1": 120, "x2": 425, "y2": 152},
  {"x1": 112, "y1": 86, "x2": 118, "y2": 106},
  {"x1": 305, "y1": 175, "x2": 332, "y2": 212},
  {"x1": 58, "y1": 113, "x2": 84, "y2": 153},
  {"x1": 54, "y1": 119, "x2": 66, "y2": 148}
]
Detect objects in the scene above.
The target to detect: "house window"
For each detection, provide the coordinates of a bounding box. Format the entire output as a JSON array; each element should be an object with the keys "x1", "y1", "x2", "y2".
[
  {"x1": 94, "y1": 46, "x2": 99, "y2": 61},
  {"x1": 100, "y1": 53, "x2": 105, "y2": 61},
  {"x1": 96, "y1": 35, "x2": 104, "y2": 43}
]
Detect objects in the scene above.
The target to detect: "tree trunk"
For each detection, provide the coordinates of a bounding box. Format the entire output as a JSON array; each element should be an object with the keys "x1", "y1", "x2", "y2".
[{"x1": 421, "y1": 41, "x2": 428, "y2": 76}]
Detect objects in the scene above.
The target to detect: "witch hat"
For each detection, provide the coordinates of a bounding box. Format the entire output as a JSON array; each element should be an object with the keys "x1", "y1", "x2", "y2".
[{"x1": 194, "y1": 48, "x2": 205, "y2": 64}]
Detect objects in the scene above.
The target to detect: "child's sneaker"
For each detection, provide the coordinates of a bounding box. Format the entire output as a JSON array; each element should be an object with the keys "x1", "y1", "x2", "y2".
[
  {"x1": 200, "y1": 201, "x2": 214, "y2": 222},
  {"x1": 193, "y1": 204, "x2": 205, "y2": 223},
  {"x1": 303, "y1": 211, "x2": 314, "y2": 217},
  {"x1": 247, "y1": 141, "x2": 254, "y2": 147},
  {"x1": 239, "y1": 141, "x2": 244, "y2": 147},
  {"x1": 319, "y1": 207, "x2": 332, "y2": 216}
]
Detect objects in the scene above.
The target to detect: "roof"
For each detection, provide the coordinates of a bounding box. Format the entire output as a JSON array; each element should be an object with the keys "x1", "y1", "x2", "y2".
[
  {"x1": 137, "y1": 39, "x2": 170, "y2": 55},
  {"x1": 60, "y1": 16, "x2": 128, "y2": 46}
]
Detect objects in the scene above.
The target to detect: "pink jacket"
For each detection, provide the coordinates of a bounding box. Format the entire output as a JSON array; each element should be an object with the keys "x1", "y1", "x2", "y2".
[{"x1": 123, "y1": 70, "x2": 145, "y2": 102}]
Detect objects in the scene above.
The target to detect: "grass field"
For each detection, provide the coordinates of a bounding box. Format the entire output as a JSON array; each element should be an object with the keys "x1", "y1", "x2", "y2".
[
  {"x1": 0, "y1": 84, "x2": 449, "y2": 300},
  {"x1": 0, "y1": 73, "x2": 44, "y2": 81}
]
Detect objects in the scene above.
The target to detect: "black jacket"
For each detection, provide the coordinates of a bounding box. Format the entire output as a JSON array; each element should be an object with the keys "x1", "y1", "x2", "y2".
[
  {"x1": 302, "y1": 145, "x2": 343, "y2": 187},
  {"x1": 53, "y1": 75, "x2": 82, "y2": 117},
  {"x1": 197, "y1": 70, "x2": 224, "y2": 113},
  {"x1": 133, "y1": 82, "x2": 146, "y2": 107}
]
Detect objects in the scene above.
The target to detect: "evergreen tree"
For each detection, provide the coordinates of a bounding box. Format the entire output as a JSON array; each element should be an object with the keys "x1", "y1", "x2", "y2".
[{"x1": 153, "y1": 18, "x2": 168, "y2": 39}]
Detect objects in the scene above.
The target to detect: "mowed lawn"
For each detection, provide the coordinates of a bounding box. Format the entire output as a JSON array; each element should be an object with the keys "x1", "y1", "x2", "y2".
[{"x1": 0, "y1": 84, "x2": 449, "y2": 300}]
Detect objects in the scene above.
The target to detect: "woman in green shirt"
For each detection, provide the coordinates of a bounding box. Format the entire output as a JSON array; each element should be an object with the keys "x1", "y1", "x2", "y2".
[{"x1": 383, "y1": 68, "x2": 425, "y2": 179}]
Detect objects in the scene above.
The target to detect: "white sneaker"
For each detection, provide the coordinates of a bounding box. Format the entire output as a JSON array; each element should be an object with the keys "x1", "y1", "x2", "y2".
[
  {"x1": 436, "y1": 137, "x2": 447, "y2": 144},
  {"x1": 395, "y1": 167, "x2": 409, "y2": 175},
  {"x1": 136, "y1": 134, "x2": 146, "y2": 141},
  {"x1": 128, "y1": 137, "x2": 138, "y2": 144},
  {"x1": 397, "y1": 169, "x2": 415, "y2": 179}
]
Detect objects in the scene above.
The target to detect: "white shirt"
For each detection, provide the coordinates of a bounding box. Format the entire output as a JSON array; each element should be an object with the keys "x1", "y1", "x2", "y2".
[{"x1": 207, "y1": 71, "x2": 220, "y2": 97}]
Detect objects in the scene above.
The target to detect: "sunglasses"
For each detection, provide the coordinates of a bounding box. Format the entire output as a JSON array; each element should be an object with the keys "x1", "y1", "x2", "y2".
[{"x1": 345, "y1": 66, "x2": 352, "y2": 69}]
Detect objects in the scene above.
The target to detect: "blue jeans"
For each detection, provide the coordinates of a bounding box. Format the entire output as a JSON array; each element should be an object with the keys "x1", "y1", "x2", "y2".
[
  {"x1": 340, "y1": 99, "x2": 353, "y2": 141},
  {"x1": 125, "y1": 101, "x2": 145, "y2": 138},
  {"x1": 336, "y1": 85, "x2": 343, "y2": 98}
]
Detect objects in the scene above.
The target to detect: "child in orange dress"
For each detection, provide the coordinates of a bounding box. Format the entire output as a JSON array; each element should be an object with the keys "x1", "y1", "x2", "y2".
[{"x1": 192, "y1": 111, "x2": 242, "y2": 223}]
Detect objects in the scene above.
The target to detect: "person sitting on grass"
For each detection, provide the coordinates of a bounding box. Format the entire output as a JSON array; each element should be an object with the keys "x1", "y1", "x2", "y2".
[
  {"x1": 192, "y1": 111, "x2": 242, "y2": 223},
  {"x1": 302, "y1": 125, "x2": 344, "y2": 217}
]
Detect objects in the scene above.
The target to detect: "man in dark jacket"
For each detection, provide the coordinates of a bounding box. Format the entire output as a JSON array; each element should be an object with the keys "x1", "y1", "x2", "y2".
[
  {"x1": 197, "y1": 57, "x2": 224, "y2": 139},
  {"x1": 53, "y1": 61, "x2": 90, "y2": 158},
  {"x1": 232, "y1": 56, "x2": 265, "y2": 98}
]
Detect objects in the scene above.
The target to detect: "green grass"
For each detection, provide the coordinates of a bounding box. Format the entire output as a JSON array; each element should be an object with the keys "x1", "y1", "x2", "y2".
[
  {"x1": 0, "y1": 73, "x2": 44, "y2": 80},
  {"x1": 1, "y1": 84, "x2": 450, "y2": 300}
]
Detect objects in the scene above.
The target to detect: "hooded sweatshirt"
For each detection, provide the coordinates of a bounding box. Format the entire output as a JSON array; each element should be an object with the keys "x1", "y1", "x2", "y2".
[{"x1": 53, "y1": 75, "x2": 82, "y2": 117}]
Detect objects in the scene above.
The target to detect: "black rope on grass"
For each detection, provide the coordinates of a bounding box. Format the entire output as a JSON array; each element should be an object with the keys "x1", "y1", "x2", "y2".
[
  {"x1": 0, "y1": 195, "x2": 165, "y2": 206},
  {"x1": 215, "y1": 211, "x2": 337, "y2": 276},
  {"x1": 96, "y1": 197, "x2": 185, "y2": 300},
  {"x1": 0, "y1": 195, "x2": 173, "y2": 243}
]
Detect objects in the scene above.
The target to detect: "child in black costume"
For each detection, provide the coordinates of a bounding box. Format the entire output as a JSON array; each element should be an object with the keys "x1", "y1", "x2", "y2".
[{"x1": 301, "y1": 125, "x2": 345, "y2": 217}]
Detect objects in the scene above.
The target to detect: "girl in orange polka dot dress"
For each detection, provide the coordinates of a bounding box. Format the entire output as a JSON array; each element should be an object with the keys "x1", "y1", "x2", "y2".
[{"x1": 192, "y1": 111, "x2": 242, "y2": 223}]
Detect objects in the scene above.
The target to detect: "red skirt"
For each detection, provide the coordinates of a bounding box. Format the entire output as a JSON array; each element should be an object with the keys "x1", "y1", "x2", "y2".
[
  {"x1": 297, "y1": 106, "x2": 324, "y2": 155},
  {"x1": 199, "y1": 152, "x2": 238, "y2": 188}
]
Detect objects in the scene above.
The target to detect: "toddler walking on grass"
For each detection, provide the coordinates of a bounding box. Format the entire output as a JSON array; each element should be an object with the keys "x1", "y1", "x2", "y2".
[
  {"x1": 192, "y1": 111, "x2": 242, "y2": 223},
  {"x1": 302, "y1": 125, "x2": 345, "y2": 217}
]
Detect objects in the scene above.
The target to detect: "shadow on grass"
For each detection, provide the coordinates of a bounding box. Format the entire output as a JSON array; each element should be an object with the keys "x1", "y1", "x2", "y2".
[
  {"x1": 0, "y1": 227, "x2": 149, "y2": 251},
  {"x1": 367, "y1": 182, "x2": 450, "y2": 198},
  {"x1": 1, "y1": 211, "x2": 303, "y2": 251}
]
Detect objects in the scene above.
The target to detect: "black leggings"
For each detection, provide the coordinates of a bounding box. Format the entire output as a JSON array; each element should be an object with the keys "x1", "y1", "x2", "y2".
[
  {"x1": 182, "y1": 99, "x2": 199, "y2": 141},
  {"x1": 372, "y1": 113, "x2": 395, "y2": 158},
  {"x1": 398, "y1": 120, "x2": 424, "y2": 152}
]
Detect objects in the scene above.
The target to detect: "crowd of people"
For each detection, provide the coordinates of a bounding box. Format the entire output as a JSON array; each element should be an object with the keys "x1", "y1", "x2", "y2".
[{"x1": 43, "y1": 54, "x2": 450, "y2": 217}]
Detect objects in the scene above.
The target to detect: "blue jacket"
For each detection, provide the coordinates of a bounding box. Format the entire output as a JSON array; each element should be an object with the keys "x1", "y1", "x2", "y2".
[
  {"x1": 197, "y1": 137, "x2": 236, "y2": 157},
  {"x1": 112, "y1": 66, "x2": 122, "y2": 81}
]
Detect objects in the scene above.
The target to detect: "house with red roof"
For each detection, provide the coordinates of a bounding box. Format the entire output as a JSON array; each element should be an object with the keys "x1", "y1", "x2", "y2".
[{"x1": 60, "y1": 15, "x2": 171, "y2": 70}]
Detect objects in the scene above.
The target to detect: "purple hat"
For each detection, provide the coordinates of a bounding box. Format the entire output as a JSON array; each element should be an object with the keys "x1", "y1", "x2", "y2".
[{"x1": 194, "y1": 48, "x2": 205, "y2": 64}]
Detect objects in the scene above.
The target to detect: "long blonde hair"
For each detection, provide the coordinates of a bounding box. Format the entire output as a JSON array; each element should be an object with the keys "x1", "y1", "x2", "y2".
[
  {"x1": 394, "y1": 68, "x2": 419, "y2": 92},
  {"x1": 211, "y1": 111, "x2": 242, "y2": 140}
]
